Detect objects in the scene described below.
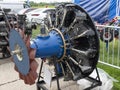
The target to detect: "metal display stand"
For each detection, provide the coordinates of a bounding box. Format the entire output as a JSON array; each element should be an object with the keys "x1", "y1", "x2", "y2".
[
  {"x1": 37, "y1": 57, "x2": 63, "y2": 90},
  {"x1": 36, "y1": 59, "x2": 102, "y2": 90},
  {"x1": 84, "y1": 68, "x2": 102, "y2": 90}
]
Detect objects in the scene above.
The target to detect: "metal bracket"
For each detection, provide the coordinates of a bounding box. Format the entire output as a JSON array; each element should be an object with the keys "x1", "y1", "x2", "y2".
[{"x1": 84, "y1": 68, "x2": 102, "y2": 90}]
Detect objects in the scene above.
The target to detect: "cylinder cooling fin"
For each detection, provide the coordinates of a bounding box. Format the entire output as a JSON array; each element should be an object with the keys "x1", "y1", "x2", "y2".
[{"x1": 0, "y1": 9, "x2": 11, "y2": 59}]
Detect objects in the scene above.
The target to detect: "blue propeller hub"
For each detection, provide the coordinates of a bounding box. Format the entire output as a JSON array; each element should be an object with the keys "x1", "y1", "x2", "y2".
[{"x1": 30, "y1": 28, "x2": 66, "y2": 60}]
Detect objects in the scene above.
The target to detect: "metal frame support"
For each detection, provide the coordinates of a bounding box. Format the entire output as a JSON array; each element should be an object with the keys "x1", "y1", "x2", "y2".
[
  {"x1": 36, "y1": 57, "x2": 62, "y2": 90},
  {"x1": 53, "y1": 56, "x2": 61, "y2": 90},
  {"x1": 84, "y1": 68, "x2": 102, "y2": 90},
  {"x1": 37, "y1": 59, "x2": 101, "y2": 90}
]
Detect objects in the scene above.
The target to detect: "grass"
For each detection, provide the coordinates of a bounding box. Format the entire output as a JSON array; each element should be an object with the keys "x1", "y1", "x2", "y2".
[
  {"x1": 99, "y1": 39, "x2": 120, "y2": 66},
  {"x1": 98, "y1": 39, "x2": 120, "y2": 90},
  {"x1": 98, "y1": 63, "x2": 120, "y2": 90},
  {"x1": 32, "y1": 5, "x2": 55, "y2": 8},
  {"x1": 32, "y1": 25, "x2": 40, "y2": 38}
]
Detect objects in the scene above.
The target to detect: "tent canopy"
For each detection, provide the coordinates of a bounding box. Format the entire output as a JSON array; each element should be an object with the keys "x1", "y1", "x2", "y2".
[{"x1": 73, "y1": 0, "x2": 120, "y2": 23}]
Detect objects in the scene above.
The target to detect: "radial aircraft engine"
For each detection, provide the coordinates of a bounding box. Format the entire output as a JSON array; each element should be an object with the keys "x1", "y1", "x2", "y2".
[{"x1": 8, "y1": 3, "x2": 99, "y2": 85}]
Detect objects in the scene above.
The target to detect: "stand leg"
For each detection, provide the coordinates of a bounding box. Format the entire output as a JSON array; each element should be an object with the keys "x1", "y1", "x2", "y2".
[
  {"x1": 36, "y1": 58, "x2": 62, "y2": 90},
  {"x1": 84, "y1": 67, "x2": 102, "y2": 90},
  {"x1": 53, "y1": 57, "x2": 61, "y2": 90},
  {"x1": 95, "y1": 67, "x2": 101, "y2": 82},
  {"x1": 37, "y1": 60, "x2": 44, "y2": 90},
  {"x1": 37, "y1": 60, "x2": 44, "y2": 82}
]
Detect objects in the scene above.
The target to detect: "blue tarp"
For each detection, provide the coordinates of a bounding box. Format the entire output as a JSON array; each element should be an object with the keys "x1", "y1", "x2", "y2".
[{"x1": 73, "y1": 0, "x2": 120, "y2": 23}]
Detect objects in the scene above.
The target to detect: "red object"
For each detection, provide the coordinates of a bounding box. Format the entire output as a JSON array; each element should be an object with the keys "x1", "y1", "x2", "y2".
[{"x1": 31, "y1": 14, "x2": 39, "y2": 16}]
